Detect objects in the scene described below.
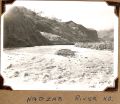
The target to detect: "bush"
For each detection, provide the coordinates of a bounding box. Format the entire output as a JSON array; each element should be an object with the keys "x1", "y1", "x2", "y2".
[
  {"x1": 75, "y1": 41, "x2": 113, "y2": 50},
  {"x1": 56, "y1": 49, "x2": 75, "y2": 57}
]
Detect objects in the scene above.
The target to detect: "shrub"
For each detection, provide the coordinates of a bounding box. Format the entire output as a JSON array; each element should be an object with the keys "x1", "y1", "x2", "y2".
[{"x1": 56, "y1": 49, "x2": 75, "y2": 57}]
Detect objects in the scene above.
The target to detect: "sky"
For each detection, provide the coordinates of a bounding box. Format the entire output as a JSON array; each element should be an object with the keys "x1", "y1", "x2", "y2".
[{"x1": 5, "y1": 1, "x2": 115, "y2": 31}]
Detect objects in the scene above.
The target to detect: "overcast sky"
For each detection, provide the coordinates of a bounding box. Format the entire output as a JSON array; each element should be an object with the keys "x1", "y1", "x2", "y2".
[{"x1": 6, "y1": 1, "x2": 115, "y2": 31}]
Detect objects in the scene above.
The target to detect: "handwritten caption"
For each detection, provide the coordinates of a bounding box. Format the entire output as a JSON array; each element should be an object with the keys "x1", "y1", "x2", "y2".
[
  {"x1": 26, "y1": 95, "x2": 113, "y2": 103},
  {"x1": 27, "y1": 96, "x2": 63, "y2": 103},
  {"x1": 75, "y1": 95, "x2": 113, "y2": 102}
]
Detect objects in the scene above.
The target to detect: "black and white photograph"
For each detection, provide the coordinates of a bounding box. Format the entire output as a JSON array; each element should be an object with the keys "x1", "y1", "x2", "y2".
[{"x1": 1, "y1": 1, "x2": 118, "y2": 91}]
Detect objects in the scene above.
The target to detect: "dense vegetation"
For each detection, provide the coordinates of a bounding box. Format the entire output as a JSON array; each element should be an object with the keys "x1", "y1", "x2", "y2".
[{"x1": 75, "y1": 41, "x2": 113, "y2": 50}]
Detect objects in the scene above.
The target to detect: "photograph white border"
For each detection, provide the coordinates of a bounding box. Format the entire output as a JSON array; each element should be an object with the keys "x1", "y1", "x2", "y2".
[{"x1": 0, "y1": 1, "x2": 118, "y2": 91}]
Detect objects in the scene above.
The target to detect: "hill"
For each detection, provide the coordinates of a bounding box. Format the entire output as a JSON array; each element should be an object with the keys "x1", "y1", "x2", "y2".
[{"x1": 4, "y1": 6, "x2": 99, "y2": 48}]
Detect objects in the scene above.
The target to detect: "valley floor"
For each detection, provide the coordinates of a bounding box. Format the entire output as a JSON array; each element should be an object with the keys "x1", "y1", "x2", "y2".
[{"x1": 1, "y1": 45, "x2": 115, "y2": 91}]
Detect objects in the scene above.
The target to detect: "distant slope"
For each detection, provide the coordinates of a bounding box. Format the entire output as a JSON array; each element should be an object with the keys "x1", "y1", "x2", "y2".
[
  {"x1": 4, "y1": 6, "x2": 99, "y2": 48},
  {"x1": 98, "y1": 29, "x2": 114, "y2": 42}
]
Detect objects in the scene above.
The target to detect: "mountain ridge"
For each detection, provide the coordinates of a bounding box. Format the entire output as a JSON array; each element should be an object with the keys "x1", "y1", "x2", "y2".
[{"x1": 4, "y1": 6, "x2": 99, "y2": 48}]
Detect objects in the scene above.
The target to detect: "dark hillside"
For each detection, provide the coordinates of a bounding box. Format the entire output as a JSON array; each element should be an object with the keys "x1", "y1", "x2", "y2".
[{"x1": 4, "y1": 7, "x2": 51, "y2": 48}]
